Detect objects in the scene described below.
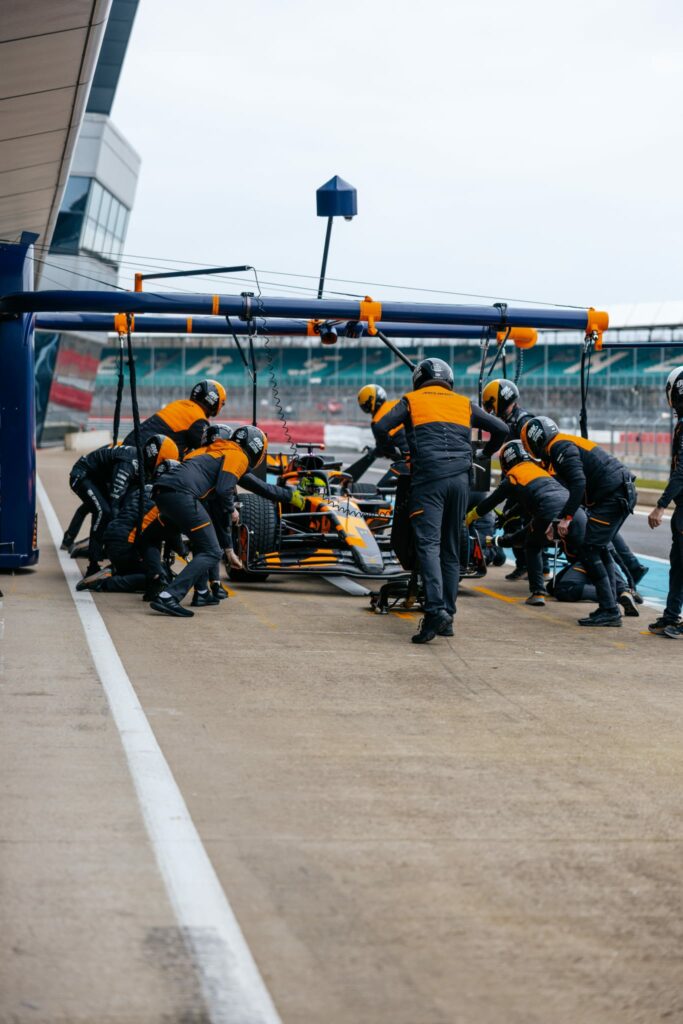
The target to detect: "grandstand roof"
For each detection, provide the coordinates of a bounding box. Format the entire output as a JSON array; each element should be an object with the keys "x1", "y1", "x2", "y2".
[{"x1": 608, "y1": 301, "x2": 683, "y2": 328}]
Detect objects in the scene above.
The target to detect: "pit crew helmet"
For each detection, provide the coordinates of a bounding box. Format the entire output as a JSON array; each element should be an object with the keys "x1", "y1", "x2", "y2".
[
  {"x1": 204, "y1": 423, "x2": 233, "y2": 445},
  {"x1": 231, "y1": 424, "x2": 267, "y2": 468},
  {"x1": 482, "y1": 378, "x2": 519, "y2": 419},
  {"x1": 190, "y1": 378, "x2": 226, "y2": 416},
  {"x1": 520, "y1": 416, "x2": 559, "y2": 460},
  {"x1": 357, "y1": 384, "x2": 387, "y2": 415},
  {"x1": 299, "y1": 473, "x2": 328, "y2": 497},
  {"x1": 412, "y1": 357, "x2": 454, "y2": 390},
  {"x1": 665, "y1": 366, "x2": 683, "y2": 412},
  {"x1": 142, "y1": 434, "x2": 179, "y2": 475},
  {"x1": 499, "y1": 439, "x2": 532, "y2": 475}
]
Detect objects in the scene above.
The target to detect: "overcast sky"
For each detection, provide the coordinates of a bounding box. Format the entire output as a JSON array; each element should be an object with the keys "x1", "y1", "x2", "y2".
[{"x1": 111, "y1": 0, "x2": 683, "y2": 309}]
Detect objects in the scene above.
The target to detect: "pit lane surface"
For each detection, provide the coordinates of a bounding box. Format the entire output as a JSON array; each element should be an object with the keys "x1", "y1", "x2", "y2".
[{"x1": 2, "y1": 448, "x2": 682, "y2": 1024}]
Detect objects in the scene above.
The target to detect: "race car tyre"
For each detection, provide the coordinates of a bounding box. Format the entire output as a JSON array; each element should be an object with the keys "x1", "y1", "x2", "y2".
[{"x1": 229, "y1": 492, "x2": 279, "y2": 582}]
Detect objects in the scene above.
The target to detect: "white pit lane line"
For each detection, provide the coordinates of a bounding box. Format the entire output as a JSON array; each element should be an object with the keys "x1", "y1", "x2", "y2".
[{"x1": 37, "y1": 478, "x2": 281, "y2": 1024}]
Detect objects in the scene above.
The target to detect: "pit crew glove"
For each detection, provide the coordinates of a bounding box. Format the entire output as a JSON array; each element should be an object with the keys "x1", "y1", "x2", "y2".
[
  {"x1": 289, "y1": 489, "x2": 306, "y2": 510},
  {"x1": 465, "y1": 508, "x2": 479, "y2": 528}
]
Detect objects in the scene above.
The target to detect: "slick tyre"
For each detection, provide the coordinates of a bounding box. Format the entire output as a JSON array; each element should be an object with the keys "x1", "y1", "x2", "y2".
[{"x1": 229, "y1": 492, "x2": 279, "y2": 582}]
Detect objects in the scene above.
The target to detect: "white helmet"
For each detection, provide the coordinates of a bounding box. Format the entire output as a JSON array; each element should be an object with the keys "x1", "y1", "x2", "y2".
[{"x1": 665, "y1": 366, "x2": 683, "y2": 412}]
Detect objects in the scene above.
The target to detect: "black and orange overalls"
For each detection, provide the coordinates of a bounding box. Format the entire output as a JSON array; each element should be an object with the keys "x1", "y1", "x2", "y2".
[
  {"x1": 124, "y1": 399, "x2": 209, "y2": 456},
  {"x1": 545, "y1": 432, "x2": 636, "y2": 613},
  {"x1": 153, "y1": 439, "x2": 250, "y2": 601},
  {"x1": 375, "y1": 385, "x2": 508, "y2": 618},
  {"x1": 475, "y1": 462, "x2": 586, "y2": 595}
]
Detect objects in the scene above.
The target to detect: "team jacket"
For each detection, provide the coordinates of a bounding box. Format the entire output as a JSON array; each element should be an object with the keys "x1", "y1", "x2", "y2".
[
  {"x1": 371, "y1": 400, "x2": 409, "y2": 459},
  {"x1": 544, "y1": 433, "x2": 629, "y2": 518},
  {"x1": 374, "y1": 385, "x2": 508, "y2": 484},
  {"x1": 123, "y1": 399, "x2": 209, "y2": 455},
  {"x1": 154, "y1": 438, "x2": 249, "y2": 515},
  {"x1": 659, "y1": 417, "x2": 683, "y2": 508},
  {"x1": 70, "y1": 445, "x2": 139, "y2": 512},
  {"x1": 476, "y1": 462, "x2": 569, "y2": 522}
]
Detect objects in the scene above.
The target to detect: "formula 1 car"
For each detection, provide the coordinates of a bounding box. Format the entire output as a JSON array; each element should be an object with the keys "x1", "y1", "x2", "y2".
[{"x1": 229, "y1": 444, "x2": 409, "y2": 582}]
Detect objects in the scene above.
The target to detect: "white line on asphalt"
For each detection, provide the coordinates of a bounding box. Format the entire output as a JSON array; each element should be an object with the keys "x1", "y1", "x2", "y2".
[
  {"x1": 634, "y1": 509, "x2": 671, "y2": 520},
  {"x1": 37, "y1": 478, "x2": 282, "y2": 1024}
]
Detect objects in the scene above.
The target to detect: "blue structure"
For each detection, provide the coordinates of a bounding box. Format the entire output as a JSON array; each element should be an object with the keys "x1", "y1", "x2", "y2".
[{"x1": 0, "y1": 236, "x2": 40, "y2": 568}]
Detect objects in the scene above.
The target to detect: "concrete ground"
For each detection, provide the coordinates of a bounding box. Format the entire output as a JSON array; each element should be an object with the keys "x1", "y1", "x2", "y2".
[{"x1": 1, "y1": 447, "x2": 681, "y2": 1024}]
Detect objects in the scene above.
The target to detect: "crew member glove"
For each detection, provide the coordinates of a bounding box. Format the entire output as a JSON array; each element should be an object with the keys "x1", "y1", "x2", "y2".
[
  {"x1": 465, "y1": 508, "x2": 479, "y2": 528},
  {"x1": 289, "y1": 489, "x2": 306, "y2": 510}
]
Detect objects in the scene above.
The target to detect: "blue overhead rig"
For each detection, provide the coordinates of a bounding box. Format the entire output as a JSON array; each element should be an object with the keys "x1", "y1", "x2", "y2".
[{"x1": 0, "y1": 234, "x2": 608, "y2": 568}]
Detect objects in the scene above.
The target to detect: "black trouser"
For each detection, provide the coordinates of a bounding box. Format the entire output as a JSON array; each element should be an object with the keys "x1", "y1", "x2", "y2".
[
  {"x1": 70, "y1": 477, "x2": 112, "y2": 572},
  {"x1": 581, "y1": 494, "x2": 631, "y2": 612},
  {"x1": 101, "y1": 543, "x2": 164, "y2": 593},
  {"x1": 664, "y1": 506, "x2": 683, "y2": 622},
  {"x1": 526, "y1": 508, "x2": 587, "y2": 595},
  {"x1": 154, "y1": 489, "x2": 222, "y2": 602},
  {"x1": 611, "y1": 531, "x2": 645, "y2": 587},
  {"x1": 64, "y1": 502, "x2": 88, "y2": 542},
  {"x1": 410, "y1": 471, "x2": 470, "y2": 617},
  {"x1": 553, "y1": 561, "x2": 627, "y2": 603}
]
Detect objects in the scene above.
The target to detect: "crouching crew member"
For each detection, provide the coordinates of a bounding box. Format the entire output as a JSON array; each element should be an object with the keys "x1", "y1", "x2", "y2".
[
  {"x1": 648, "y1": 366, "x2": 683, "y2": 638},
  {"x1": 75, "y1": 434, "x2": 180, "y2": 595},
  {"x1": 482, "y1": 378, "x2": 537, "y2": 580},
  {"x1": 151, "y1": 425, "x2": 267, "y2": 617},
  {"x1": 182, "y1": 424, "x2": 294, "y2": 600},
  {"x1": 69, "y1": 442, "x2": 142, "y2": 580},
  {"x1": 466, "y1": 439, "x2": 584, "y2": 607},
  {"x1": 522, "y1": 416, "x2": 637, "y2": 627},
  {"x1": 123, "y1": 378, "x2": 226, "y2": 455},
  {"x1": 375, "y1": 357, "x2": 508, "y2": 644}
]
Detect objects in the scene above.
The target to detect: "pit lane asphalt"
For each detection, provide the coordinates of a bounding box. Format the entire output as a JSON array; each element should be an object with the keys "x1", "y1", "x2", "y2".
[{"x1": 2, "y1": 448, "x2": 681, "y2": 1024}]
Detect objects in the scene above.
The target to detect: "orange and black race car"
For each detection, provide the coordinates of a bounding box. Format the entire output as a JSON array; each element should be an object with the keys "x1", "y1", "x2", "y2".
[{"x1": 230, "y1": 444, "x2": 409, "y2": 582}]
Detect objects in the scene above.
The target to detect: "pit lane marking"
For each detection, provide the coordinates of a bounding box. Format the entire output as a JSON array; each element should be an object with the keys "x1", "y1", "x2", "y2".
[
  {"x1": 37, "y1": 478, "x2": 282, "y2": 1024},
  {"x1": 470, "y1": 586, "x2": 520, "y2": 604}
]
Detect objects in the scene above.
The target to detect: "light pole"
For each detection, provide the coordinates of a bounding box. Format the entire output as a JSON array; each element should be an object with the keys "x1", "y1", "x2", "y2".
[{"x1": 316, "y1": 176, "x2": 357, "y2": 299}]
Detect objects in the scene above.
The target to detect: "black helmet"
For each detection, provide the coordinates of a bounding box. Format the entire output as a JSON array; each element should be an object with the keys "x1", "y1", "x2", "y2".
[
  {"x1": 499, "y1": 439, "x2": 532, "y2": 475},
  {"x1": 482, "y1": 378, "x2": 519, "y2": 419},
  {"x1": 231, "y1": 424, "x2": 267, "y2": 468},
  {"x1": 142, "y1": 433, "x2": 179, "y2": 476},
  {"x1": 190, "y1": 378, "x2": 226, "y2": 416},
  {"x1": 357, "y1": 384, "x2": 387, "y2": 415},
  {"x1": 204, "y1": 423, "x2": 233, "y2": 446},
  {"x1": 665, "y1": 366, "x2": 683, "y2": 412},
  {"x1": 521, "y1": 416, "x2": 559, "y2": 459},
  {"x1": 412, "y1": 357, "x2": 454, "y2": 390}
]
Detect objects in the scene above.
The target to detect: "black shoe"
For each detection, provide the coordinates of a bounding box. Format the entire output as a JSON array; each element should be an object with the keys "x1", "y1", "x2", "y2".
[
  {"x1": 648, "y1": 617, "x2": 682, "y2": 637},
  {"x1": 76, "y1": 568, "x2": 111, "y2": 592},
  {"x1": 412, "y1": 611, "x2": 450, "y2": 644},
  {"x1": 505, "y1": 567, "x2": 527, "y2": 581},
  {"x1": 150, "y1": 595, "x2": 194, "y2": 618},
  {"x1": 210, "y1": 581, "x2": 229, "y2": 601},
  {"x1": 618, "y1": 590, "x2": 640, "y2": 617},
  {"x1": 60, "y1": 532, "x2": 75, "y2": 551},
  {"x1": 632, "y1": 590, "x2": 644, "y2": 605},
  {"x1": 631, "y1": 565, "x2": 649, "y2": 586},
  {"x1": 578, "y1": 609, "x2": 622, "y2": 627},
  {"x1": 191, "y1": 589, "x2": 221, "y2": 607},
  {"x1": 436, "y1": 615, "x2": 454, "y2": 637}
]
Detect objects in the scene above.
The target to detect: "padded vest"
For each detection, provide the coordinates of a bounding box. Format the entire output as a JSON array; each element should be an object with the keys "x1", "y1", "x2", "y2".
[{"x1": 402, "y1": 386, "x2": 472, "y2": 482}]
